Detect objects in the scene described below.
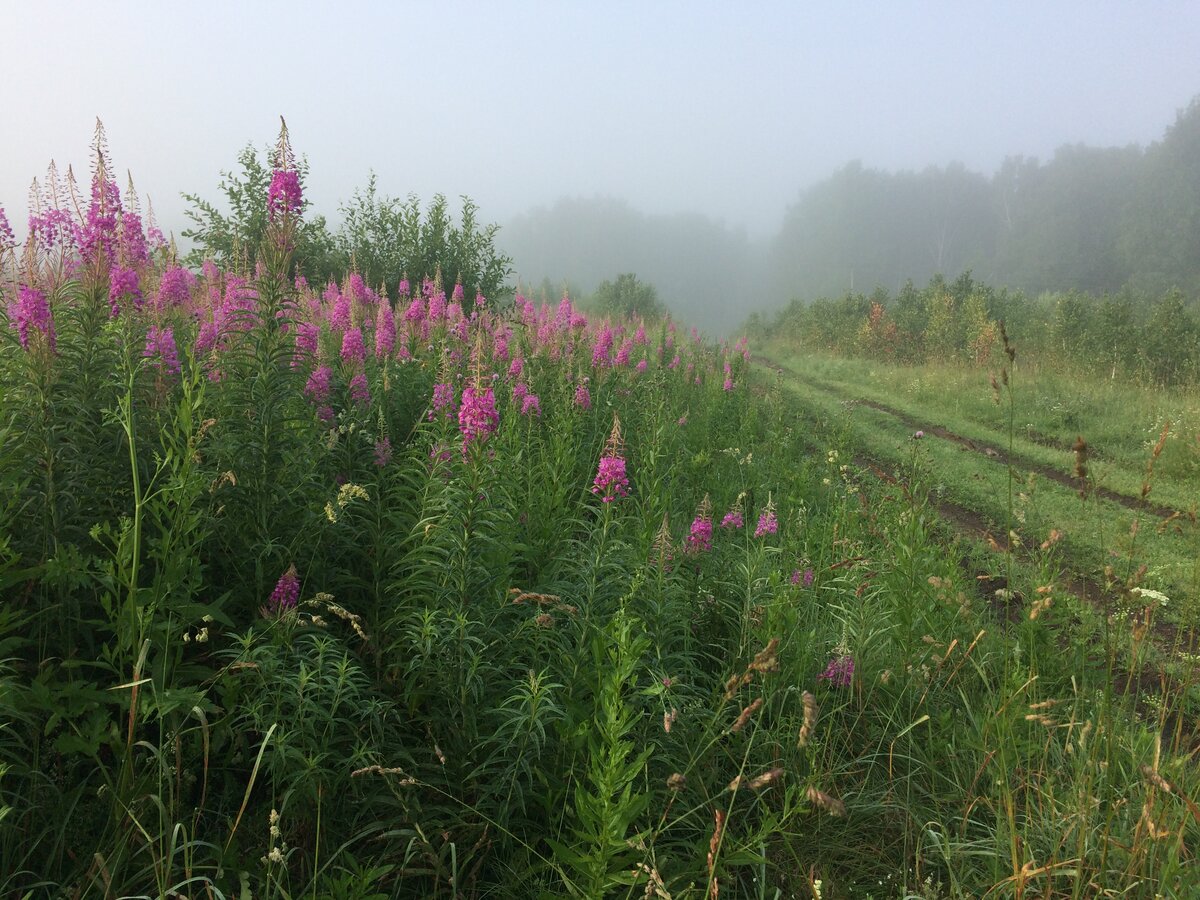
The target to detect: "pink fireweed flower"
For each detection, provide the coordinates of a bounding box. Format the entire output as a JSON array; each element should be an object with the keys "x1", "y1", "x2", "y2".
[
  {"x1": 341, "y1": 327, "x2": 366, "y2": 367},
  {"x1": 267, "y1": 565, "x2": 300, "y2": 614},
  {"x1": 452, "y1": 283, "x2": 465, "y2": 303},
  {"x1": 374, "y1": 436, "x2": 393, "y2": 467},
  {"x1": 267, "y1": 169, "x2": 302, "y2": 219},
  {"x1": 403, "y1": 296, "x2": 424, "y2": 323},
  {"x1": 521, "y1": 393, "x2": 541, "y2": 417},
  {"x1": 791, "y1": 567, "x2": 814, "y2": 587},
  {"x1": 668, "y1": 354, "x2": 680, "y2": 370},
  {"x1": 328, "y1": 287, "x2": 351, "y2": 332},
  {"x1": 429, "y1": 382, "x2": 456, "y2": 420},
  {"x1": 293, "y1": 321, "x2": 319, "y2": 358},
  {"x1": 348, "y1": 273, "x2": 376, "y2": 307},
  {"x1": 592, "y1": 414, "x2": 629, "y2": 502},
  {"x1": 8, "y1": 285, "x2": 56, "y2": 353},
  {"x1": 458, "y1": 384, "x2": 499, "y2": 450},
  {"x1": 818, "y1": 655, "x2": 854, "y2": 687},
  {"x1": 635, "y1": 359, "x2": 648, "y2": 374},
  {"x1": 426, "y1": 282, "x2": 446, "y2": 321},
  {"x1": 723, "y1": 377, "x2": 734, "y2": 392},
  {"x1": 0, "y1": 203, "x2": 15, "y2": 252},
  {"x1": 685, "y1": 514, "x2": 713, "y2": 553},
  {"x1": 592, "y1": 455, "x2": 629, "y2": 502},
  {"x1": 118, "y1": 211, "x2": 149, "y2": 267},
  {"x1": 913, "y1": 430, "x2": 925, "y2": 439},
  {"x1": 374, "y1": 300, "x2": 396, "y2": 358},
  {"x1": 721, "y1": 510, "x2": 744, "y2": 530},
  {"x1": 615, "y1": 339, "x2": 633, "y2": 367},
  {"x1": 508, "y1": 355, "x2": 524, "y2": 378},
  {"x1": 397, "y1": 278, "x2": 411, "y2": 297},
  {"x1": 143, "y1": 326, "x2": 181, "y2": 374},
  {"x1": 591, "y1": 326, "x2": 614, "y2": 368},
  {"x1": 754, "y1": 501, "x2": 778, "y2": 538},
  {"x1": 349, "y1": 372, "x2": 371, "y2": 405},
  {"x1": 685, "y1": 495, "x2": 714, "y2": 553},
  {"x1": 512, "y1": 381, "x2": 529, "y2": 407},
  {"x1": 304, "y1": 365, "x2": 333, "y2": 405},
  {"x1": 574, "y1": 382, "x2": 591, "y2": 410},
  {"x1": 108, "y1": 265, "x2": 141, "y2": 318},
  {"x1": 156, "y1": 265, "x2": 195, "y2": 308}
]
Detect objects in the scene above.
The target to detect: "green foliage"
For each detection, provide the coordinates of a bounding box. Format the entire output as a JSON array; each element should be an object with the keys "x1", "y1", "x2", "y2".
[
  {"x1": 588, "y1": 272, "x2": 665, "y2": 318},
  {"x1": 758, "y1": 272, "x2": 1200, "y2": 385},
  {"x1": 338, "y1": 176, "x2": 513, "y2": 301},
  {"x1": 5, "y1": 128, "x2": 1199, "y2": 897}
]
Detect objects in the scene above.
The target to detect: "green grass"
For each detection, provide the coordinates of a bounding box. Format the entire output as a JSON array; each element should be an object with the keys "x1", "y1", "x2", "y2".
[
  {"x1": 763, "y1": 347, "x2": 1200, "y2": 648},
  {"x1": 771, "y1": 350, "x2": 1200, "y2": 514}
]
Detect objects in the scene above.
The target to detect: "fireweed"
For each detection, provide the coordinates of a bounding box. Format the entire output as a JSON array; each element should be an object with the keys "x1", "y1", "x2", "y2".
[
  {"x1": 592, "y1": 415, "x2": 630, "y2": 502},
  {"x1": 685, "y1": 495, "x2": 714, "y2": 553},
  {"x1": 4, "y1": 119, "x2": 1182, "y2": 900}
]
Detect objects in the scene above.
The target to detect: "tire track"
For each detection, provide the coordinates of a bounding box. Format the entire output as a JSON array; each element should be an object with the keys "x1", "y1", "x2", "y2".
[{"x1": 760, "y1": 354, "x2": 1190, "y2": 522}]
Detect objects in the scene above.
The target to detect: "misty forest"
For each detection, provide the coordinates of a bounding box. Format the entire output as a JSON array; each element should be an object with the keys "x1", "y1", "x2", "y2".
[{"x1": 1, "y1": 67, "x2": 1199, "y2": 900}]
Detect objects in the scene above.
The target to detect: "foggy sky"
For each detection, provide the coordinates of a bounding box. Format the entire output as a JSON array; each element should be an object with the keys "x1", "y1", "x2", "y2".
[{"x1": 3, "y1": 1, "x2": 1199, "y2": 243}]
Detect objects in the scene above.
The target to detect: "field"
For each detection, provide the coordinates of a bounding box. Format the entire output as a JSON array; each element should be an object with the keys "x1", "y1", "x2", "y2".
[{"x1": 2, "y1": 127, "x2": 1199, "y2": 898}]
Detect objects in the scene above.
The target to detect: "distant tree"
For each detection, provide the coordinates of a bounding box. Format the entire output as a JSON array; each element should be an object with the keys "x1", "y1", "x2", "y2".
[{"x1": 590, "y1": 273, "x2": 665, "y2": 318}]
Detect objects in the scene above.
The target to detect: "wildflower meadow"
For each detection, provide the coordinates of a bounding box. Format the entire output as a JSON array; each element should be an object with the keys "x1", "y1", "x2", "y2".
[{"x1": 1, "y1": 122, "x2": 1197, "y2": 898}]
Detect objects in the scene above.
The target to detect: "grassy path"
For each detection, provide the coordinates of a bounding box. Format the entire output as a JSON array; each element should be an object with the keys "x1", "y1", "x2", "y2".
[{"x1": 757, "y1": 350, "x2": 1200, "y2": 657}]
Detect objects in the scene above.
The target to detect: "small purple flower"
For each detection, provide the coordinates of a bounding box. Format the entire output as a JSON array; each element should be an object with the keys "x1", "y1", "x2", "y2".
[
  {"x1": 157, "y1": 265, "x2": 195, "y2": 308},
  {"x1": 430, "y1": 382, "x2": 456, "y2": 420},
  {"x1": 293, "y1": 321, "x2": 320, "y2": 358},
  {"x1": 108, "y1": 265, "x2": 142, "y2": 318},
  {"x1": 267, "y1": 565, "x2": 300, "y2": 614},
  {"x1": 818, "y1": 655, "x2": 854, "y2": 687},
  {"x1": 574, "y1": 383, "x2": 592, "y2": 410},
  {"x1": 592, "y1": 455, "x2": 630, "y2": 502},
  {"x1": 375, "y1": 301, "x2": 396, "y2": 358},
  {"x1": 341, "y1": 327, "x2": 366, "y2": 366},
  {"x1": 913, "y1": 430, "x2": 925, "y2": 440},
  {"x1": 754, "y1": 508, "x2": 778, "y2": 538},
  {"x1": 521, "y1": 394, "x2": 541, "y2": 417},
  {"x1": 458, "y1": 384, "x2": 499, "y2": 450},
  {"x1": 305, "y1": 365, "x2": 333, "y2": 405},
  {"x1": 349, "y1": 372, "x2": 371, "y2": 405},
  {"x1": 591, "y1": 326, "x2": 614, "y2": 368},
  {"x1": 374, "y1": 436, "x2": 393, "y2": 467},
  {"x1": 8, "y1": 285, "x2": 56, "y2": 353},
  {"x1": 721, "y1": 510, "x2": 744, "y2": 530},
  {"x1": 143, "y1": 326, "x2": 181, "y2": 374},
  {"x1": 685, "y1": 515, "x2": 712, "y2": 554},
  {"x1": 0, "y1": 203, "x2": 15, "y2": 251}
]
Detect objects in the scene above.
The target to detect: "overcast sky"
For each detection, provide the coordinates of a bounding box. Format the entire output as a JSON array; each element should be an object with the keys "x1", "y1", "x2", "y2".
[{"x1": 3, "y1": 1, "x2": 1198, "y2": 241}]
